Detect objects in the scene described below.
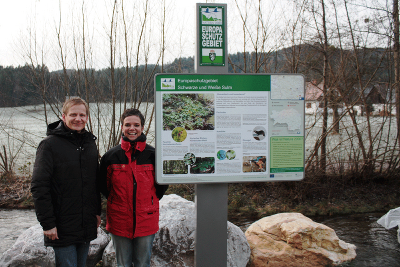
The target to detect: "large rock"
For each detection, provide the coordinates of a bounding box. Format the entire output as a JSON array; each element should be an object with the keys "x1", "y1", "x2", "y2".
[
  {"x1": 0, "y1": 224, "x2": 109, "y2": 267},
  {"x1": 102, "y1": 194, "x2": 251, "y2": 267},
  {"x1": 87, "y1": 228, "x2": 110, "y2": 266},
  {"x1": 245, "y1": 213, "x2": 356, "y2": 267},
  {"x1": 101, "y1": 240, "x2": 116, "y2": 267}
]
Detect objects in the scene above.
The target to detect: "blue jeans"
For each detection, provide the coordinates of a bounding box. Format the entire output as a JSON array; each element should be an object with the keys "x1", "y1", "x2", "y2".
[
  {"x1": 53, "y1": 243, "x2": 90, "y2": 267},
  {"x1": 111, "y1": 233, "x2": 155, "y2": 267}
]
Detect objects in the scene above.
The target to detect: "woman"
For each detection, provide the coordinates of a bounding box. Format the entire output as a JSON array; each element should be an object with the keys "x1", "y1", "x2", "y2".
[{"x1": 99, "y1": 108, "x2": 168, "y2": 267}]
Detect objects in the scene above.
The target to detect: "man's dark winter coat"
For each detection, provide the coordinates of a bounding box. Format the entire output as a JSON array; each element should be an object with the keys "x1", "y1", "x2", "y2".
[{"x1": 31, "y1": 120, "x2": 100, "y2": 247}]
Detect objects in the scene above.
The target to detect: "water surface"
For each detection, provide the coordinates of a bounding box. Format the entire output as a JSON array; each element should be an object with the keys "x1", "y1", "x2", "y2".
[
  {"x1": 320, "y1": 213, "x2": 400, "y2": 266},
  {"x1": 2, "y1": 210, "x2": 400, "y2": 267},
  {"x1": 0, "y1": 209, "x2": 38, "y2": 255}
]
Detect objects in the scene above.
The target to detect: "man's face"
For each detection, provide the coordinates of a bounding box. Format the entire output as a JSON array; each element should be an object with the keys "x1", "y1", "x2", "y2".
[
  {"x1": 122, "y1": 115, "x2": 144, "y2": 141},
  {"x1": 62, "y1": 104, "x2": 88, "y2": 132}
]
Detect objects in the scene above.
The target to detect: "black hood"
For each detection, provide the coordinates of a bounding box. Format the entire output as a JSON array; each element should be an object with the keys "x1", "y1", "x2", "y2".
[
  {"x1": 46, "y1": 120, "x2": 67, "y2": 136},
  {"x1": 46, "y1": 120, "x2": 96, "y2": 141}
]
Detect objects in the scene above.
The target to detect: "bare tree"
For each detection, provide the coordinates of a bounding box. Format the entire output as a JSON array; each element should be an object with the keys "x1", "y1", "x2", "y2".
[{"x1": 394, "y1": 0, "x2": 400, "y2": 145}]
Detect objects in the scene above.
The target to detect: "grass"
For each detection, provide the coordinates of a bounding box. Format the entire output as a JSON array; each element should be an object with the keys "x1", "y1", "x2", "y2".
[{"x1": 0, "y1": 173, "x2": 33, "y2": 209}]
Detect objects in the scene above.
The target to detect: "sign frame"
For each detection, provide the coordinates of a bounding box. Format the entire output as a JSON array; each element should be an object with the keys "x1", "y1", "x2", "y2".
[
  {"x1": 197, "y1": 4, "x2": 226, "y2": 67},
  {"x1": 154, "y1": 73, "x2": 306, "y2": 185}
]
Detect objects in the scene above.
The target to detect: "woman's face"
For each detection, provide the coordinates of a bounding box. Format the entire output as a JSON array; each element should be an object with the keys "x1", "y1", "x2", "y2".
[{"x1": 122, "y1": 115, "x2": 144, "y2": 141}]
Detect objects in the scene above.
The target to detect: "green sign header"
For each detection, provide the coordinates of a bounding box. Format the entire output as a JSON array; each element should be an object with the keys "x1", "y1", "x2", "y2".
[{"x1": 156, "y1": 74, "x2": 270, "y2": 92}]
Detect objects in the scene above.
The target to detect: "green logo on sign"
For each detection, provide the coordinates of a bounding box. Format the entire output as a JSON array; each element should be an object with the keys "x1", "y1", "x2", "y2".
[
  {"x1": 202, "y1": 7, "x2": 222, "y2": 24},
  {"x1": 161, "y1": 78, "x2": 175, "y2": 90}
]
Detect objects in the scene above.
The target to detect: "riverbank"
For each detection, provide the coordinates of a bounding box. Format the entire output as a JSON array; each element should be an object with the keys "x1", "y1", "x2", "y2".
[
  {"x1": 0, "y1": 174, "x2": 33, "y2": 209},
  {"x1": 166, "y1": 171, "x2": 400, "y2": 221},
  {"x1": 1, "y1": 172, "x2": 400, "y2": 220}
]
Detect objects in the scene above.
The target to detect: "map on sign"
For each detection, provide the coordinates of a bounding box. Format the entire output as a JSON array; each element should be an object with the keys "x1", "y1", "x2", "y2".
[
  {"x1": 270, "y1": 75, "x2": 304, "y2": 100},
  {"x1": 270, "y1": 108, "x2": 302, "y2": 131}
]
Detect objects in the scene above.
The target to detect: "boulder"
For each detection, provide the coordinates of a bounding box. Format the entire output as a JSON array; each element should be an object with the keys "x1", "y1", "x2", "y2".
[
  {"x1": 0, "y1": 224, "x2": 109, "y2": 267},
  {"x1": 102, "y1": 194, "x2": 251, "y2": 267},
  {"x1": 245, "y1": 213, "x2": 356, "y2": 267},
  {"x1": 101, "y1": 240, "x2": 116, "y2": 267},
  {"x1": 87, "y1": 228, "x2": 110, "y2": 266}
]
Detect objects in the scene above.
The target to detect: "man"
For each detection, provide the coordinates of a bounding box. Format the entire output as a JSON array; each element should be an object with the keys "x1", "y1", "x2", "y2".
[
  {"x1": 31, "y1": 97, "x2": 101, "y2": 267},
  {"x1": 99, "y1": 108, "x2": 168, "y2": 267}
]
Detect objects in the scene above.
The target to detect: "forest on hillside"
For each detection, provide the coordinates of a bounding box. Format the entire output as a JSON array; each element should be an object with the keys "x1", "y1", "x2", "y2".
[
  {"x1": 0, "y1": 45, "x2": 391, "y2": 108},
  {"x1": 0, "y1": 60, "x2": 193, "y2": 107}
]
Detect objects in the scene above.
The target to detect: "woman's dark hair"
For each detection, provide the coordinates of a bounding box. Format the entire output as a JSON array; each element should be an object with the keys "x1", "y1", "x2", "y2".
[{"x1": 121, "y1": 108, "x2": 145, "y2": 126}]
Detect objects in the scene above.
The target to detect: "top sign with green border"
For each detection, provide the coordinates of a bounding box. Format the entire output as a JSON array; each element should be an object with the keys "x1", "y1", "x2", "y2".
[{"x1": 199, "y1": 5, "x2": 225, "y2": 66}]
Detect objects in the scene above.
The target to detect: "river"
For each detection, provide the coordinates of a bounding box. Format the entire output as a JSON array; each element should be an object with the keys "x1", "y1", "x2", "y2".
[
  {"x1": 0, "y1": 104, "x2": 398, "y2": 175},
  {"x1": 319, "y1": 213, "x2": 400, "y2": 266},
  {"x1": 0, "y1": 209, "x2": 38, "y2": 256},
  {"x1": 0, "y1": 103, "x2": 157, "y2": 175},
  {"x1": 1, "y1": 209, "x2": 399, "y2": 266}
]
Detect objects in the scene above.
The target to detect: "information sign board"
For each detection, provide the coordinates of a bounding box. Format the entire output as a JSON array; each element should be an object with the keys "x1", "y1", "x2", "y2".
[
  {"x1": 198, "y1": 5, "x2": 225, "y2": 66},
  {"x1": 155, "y1": 74, "x2": 305, "y2": 184}
]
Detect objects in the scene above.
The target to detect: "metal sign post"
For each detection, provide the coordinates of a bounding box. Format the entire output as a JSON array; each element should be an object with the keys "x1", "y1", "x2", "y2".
[{"x1": 195, "y1": 4, "x2": 228, "y2": 266}]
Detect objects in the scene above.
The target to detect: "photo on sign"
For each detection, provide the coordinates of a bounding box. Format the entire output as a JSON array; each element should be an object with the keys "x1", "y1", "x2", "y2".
[
  {"x1": 253, "y1": 126, "x2": 266, "y2": 141},
  {"x1": 190, "y1": 157, "x2": 215, "y2": 174},
  {"x1": 163, "y1": 93, "x2": 215, "y2": 131},
  {"x1": 183, "y1": 153, "x2": 196, "y2": 165},
  {"x1": 217, "y1": 150, "x2": 226, "y2": 160},
  {"x1": 243, "y1": 156, "x2": 267, "y2": 172},
  {"x1": 171, "y1": 127, "x2": 187, "y2": 142},
  {"x1": 163, "y1": 160, "x2": 188, "y2": 174},
  {"x1": 226, "y1": 150, "x2": 236, "y2": 160}
]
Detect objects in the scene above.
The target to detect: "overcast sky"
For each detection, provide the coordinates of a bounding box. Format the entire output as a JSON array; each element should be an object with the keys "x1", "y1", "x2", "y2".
[
  {"x1": 0, "y1": 0, "x2": 210, "y2": 70},
  {"x1": 1, "y1": 0, "x2": 380, "y2": 71},
  {"x1": 1, "y1": 0, "x2": 62, "y2": 68}
]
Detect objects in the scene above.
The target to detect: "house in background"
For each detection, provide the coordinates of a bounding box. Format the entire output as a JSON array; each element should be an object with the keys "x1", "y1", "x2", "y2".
[
  {"x1": 367, "y1": 83, "x2": 396, "y2": 116},
  {"x1": 351, "y1": 83, "x2": 396, "y2": 116},
  {"x1": 305, "y1": 80, "x2": 396, "y2": 116},
  {"x1": 305, "y1": 80, "x2": 324, "y2": 115}
]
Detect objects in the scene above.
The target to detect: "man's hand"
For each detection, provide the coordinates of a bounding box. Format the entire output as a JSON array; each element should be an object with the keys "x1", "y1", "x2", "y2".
[
  {"x1": 96, "y1": 215, "x2": 101, "y2": 228},
  {"x1": 44, "y1": 227, "x2": 58, "y2": 240}
]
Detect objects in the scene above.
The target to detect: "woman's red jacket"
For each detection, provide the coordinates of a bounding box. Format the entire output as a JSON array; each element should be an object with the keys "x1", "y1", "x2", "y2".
[{"x1": 99, "y1": 137, "x2": 163, "y2": 239}]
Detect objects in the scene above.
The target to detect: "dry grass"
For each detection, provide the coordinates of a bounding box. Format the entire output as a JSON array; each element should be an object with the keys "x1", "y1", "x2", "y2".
[
  {"x1": 0, "y1": 173, "x2": 33, "y2": 208},
  {"x1": 166, "y1": 170, "x2": 400, "y2": 220},
  {"x1": 2, "y1": 169, "x2": 400, "y2": 219}
]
